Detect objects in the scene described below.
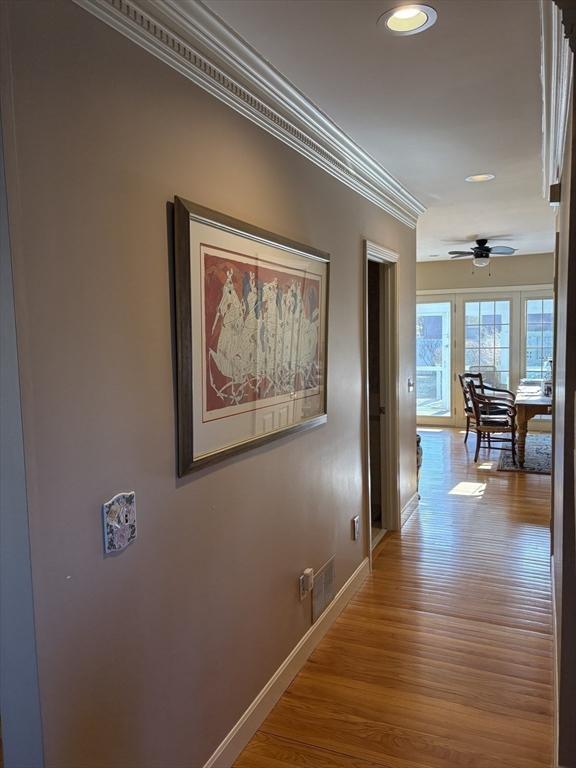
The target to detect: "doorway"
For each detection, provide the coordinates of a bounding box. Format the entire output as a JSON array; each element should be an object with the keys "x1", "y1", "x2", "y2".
[
  {"x1": 363, "y1": 241, "x2": 401, "y2": 558},
  {"x1": 367, "y1": 260, "x2": 386, "y2": 545}
]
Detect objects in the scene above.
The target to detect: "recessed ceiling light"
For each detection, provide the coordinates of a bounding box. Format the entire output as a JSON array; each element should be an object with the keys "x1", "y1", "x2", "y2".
[
  {"x1": 394, "y1": 7, "x2": 421, "y2": 19},
  {"x1": 379, "y1": 5, "x2": 438, "y2": 35},
  {"x1": 465, "y1": 173, "x2": 496, "y2": 183}
]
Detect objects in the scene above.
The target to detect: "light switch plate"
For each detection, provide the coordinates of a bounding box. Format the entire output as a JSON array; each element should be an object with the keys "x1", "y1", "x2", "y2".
[
  {"x1": 299, "y1": 568, "x2": 314, "y2": 601},
  {"x1": 352, "y1": 515, "x2": 360, "y2": 541},
  {"x1": 102, "y1": 491, "x2": 136, "y2": 554}
]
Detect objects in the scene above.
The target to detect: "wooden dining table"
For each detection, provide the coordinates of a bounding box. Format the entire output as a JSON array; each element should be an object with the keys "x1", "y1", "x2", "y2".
[{"x1": 515, "y1": 381, "x2": 553, "y2": 467}]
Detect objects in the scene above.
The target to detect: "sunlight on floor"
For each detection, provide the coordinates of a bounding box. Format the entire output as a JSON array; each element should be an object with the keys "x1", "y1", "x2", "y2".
[
  {"x1": 448, "y1": 481, "x2": 487, "y2": 497},
  {"x1": 417, "y1": 427, "x2": 444, "y2": 433},
  {"x1": 477, "y1": 461, "x2": 496, "y2": 470}
]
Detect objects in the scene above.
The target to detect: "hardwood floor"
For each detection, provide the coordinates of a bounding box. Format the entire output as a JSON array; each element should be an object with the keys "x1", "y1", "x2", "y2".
[{"x1": 235, "y1": 428, "x2": 554, "y2": 768}]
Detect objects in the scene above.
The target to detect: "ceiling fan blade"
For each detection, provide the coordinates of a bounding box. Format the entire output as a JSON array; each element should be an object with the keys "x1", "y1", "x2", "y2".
[
  {"x1": 489, "y1": 246, "x2": 516, "y2": 254},
  {"x1": 450, "y1": 253, "x2": 472, "y2": 259},
  {"x1": 443, "y1": 234, "x2": 515, "y2": 245},
  {"x1": 448, "y1": 250, "x2": 472, "y2": 256},
  {"x1": 443, "y1": 236, "x2": 477, "y2": 244}
]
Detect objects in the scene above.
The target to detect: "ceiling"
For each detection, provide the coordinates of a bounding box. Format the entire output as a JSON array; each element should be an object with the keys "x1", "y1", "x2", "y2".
[{"x1": 204, "y1": 0, "x2": 556, "y2": 261}]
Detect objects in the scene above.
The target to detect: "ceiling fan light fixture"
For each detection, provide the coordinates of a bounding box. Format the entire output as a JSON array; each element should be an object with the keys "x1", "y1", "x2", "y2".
[
  {"x1": 472, "y1": 256, "x2": 490, "y2": 268},
  {"x1": 465, "y1": 173, "x2": 496, "y2": 183},
  {"x1": 379, "y1": 4, "x2": 437, "y2": 35}
]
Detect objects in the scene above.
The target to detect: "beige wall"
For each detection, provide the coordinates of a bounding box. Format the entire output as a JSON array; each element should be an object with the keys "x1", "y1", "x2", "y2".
[
  {"x1": 1, "y1": 2, "x2": 416, "y2": 766},
  {"x1": 416, "y1": 252, "x2": 554, "y2": 291}
]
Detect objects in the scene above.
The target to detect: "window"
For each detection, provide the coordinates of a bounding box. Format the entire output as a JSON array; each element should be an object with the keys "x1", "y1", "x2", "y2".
[
  {"x1": 464, "y1": 299, "x2": 511, "y2": 389},
  {"x1": 416, "y1": 301, "x2": 451, "y2": 417},
  {"x1": 416, "y1": 288, "x2": 554, "y2": 425},
  {"x1": 525, "y1": 298, "x2": 554, "y2": 380}
]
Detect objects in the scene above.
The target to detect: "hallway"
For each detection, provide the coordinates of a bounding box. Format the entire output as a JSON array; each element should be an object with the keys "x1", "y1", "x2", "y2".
[{"x1": 235, "y1": 428, "x2": 554, "y2": 768}]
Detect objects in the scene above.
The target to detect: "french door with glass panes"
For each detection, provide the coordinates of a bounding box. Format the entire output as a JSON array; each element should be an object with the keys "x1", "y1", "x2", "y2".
[
  {"x1": 416, "y1": 298, "x2": 454, "y2": 425},
  {"x1": 463, "y1": 298, "x2": 512, "y2": 390},
  {"x1": 522, "y1": 295, "x2": 554, "y2": 381},
  {"x1": 416, "y1": 289, "x2": 553, "y2": 427},
  {"x1": 417, "y1": 293, "x2": 516, "y2": 426}
]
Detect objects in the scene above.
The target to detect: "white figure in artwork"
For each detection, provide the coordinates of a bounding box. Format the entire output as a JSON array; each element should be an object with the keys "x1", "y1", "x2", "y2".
[
  {"x1": 208, "y1": 267, "x2": 320, "y2": 406},
  {"x1": 240, "y1": 271, "x2": 260, "y2": 384},
  {"x1": 244, "y1": 271, "x2": 258, "y2": 319},
  {"x1": 209, "y1": 270, "x2": 245, "y2": 382},
  {"x1": 281, "y1": 281, "x2": 303, "y2": 376}
]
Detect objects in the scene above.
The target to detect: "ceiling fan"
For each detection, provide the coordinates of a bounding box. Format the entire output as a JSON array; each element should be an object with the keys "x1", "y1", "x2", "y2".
[{"x1": 449, "y1": 238, "x2": 517, "y2": 268}]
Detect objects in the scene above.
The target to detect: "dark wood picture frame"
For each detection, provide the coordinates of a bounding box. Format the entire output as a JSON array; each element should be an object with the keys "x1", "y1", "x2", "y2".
[{"x1": 173, "y1": 196, "x2": 330, "y2": 476}]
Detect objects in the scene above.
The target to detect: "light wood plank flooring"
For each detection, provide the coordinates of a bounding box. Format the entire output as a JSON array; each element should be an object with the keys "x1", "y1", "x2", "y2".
[{"x1": 235, "y1": 428, "x2": 553, "y2": 768}]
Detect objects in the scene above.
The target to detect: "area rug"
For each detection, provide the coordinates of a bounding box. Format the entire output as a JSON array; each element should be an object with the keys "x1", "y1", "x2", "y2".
[{"x1": 498, "y1": 433, "x2": 552, "y2": 474}]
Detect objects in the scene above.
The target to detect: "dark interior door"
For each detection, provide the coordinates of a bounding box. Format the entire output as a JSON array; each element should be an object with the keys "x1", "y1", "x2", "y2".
[{"x1": 368, "y1": 261, "x2": 383, "y2": 530}]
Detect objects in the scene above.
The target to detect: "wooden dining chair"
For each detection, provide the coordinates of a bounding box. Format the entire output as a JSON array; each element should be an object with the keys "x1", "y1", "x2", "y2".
[
  {"x1": 458, "y1": 373, "x2": 477, "y2": 443},
  {"x1": 458, "y1": 372, "x2": 515, "y2": 443},
  {"x1": 467, "y1": 379, "x2": 517, "y2": 464}
]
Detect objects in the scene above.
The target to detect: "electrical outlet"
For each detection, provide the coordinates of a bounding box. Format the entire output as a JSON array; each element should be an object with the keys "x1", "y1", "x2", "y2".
[{"x1": 352, "y1": 515, "x2": 360, "y2": 541}]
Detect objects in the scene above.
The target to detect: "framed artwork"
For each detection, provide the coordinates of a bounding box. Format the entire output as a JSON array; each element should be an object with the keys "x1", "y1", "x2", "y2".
[{"x1": 173, "y1": 197, "x2": 330, "y2": 475}]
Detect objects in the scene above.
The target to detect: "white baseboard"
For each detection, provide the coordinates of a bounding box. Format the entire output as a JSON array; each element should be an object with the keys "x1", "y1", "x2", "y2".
[
  {"x1": 203, "y1": 557, "x2": 370, "y2": 768},
  {"x1": 371, "y1": 527, "x2": 388, "y2": 550},
  {"x1": 401, "y1": 492, "x2": 419, "y2": 527}
]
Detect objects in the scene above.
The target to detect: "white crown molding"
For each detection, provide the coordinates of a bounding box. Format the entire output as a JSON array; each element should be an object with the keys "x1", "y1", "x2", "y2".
[
  {"x1": 417, "y1": 284, "x2": 553, "y2": 296},
  {"x1": 540, "y1": 0, "x2": 573, "y2": 198},
  {"x1": 365, "y1": 240, "x2": 399, "y2": 263},
  {"x1": 72, "y1": 0, "x2": 425, "y2": 228}
]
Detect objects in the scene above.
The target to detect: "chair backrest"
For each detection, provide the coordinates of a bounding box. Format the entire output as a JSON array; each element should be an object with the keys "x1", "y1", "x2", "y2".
[
  {"x1": 466, "y1": 379, "x2": 485, "y2": 422},
  {"x1": 463, "y1": 371, "x2": 484, "y2": 391},
  {"x1": 458, "y1": 372, "x2": 484, "y2": 415}
]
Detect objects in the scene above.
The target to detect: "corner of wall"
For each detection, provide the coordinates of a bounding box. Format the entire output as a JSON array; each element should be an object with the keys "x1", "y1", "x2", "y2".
[{"x1": 0, "y1": 115, "x2": 44, "y2": 768}]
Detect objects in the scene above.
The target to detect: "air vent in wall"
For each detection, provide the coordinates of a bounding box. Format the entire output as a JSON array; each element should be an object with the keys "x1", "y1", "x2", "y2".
[{"x1": 312, "y1": 556, "x2": 335, "y2": 623}]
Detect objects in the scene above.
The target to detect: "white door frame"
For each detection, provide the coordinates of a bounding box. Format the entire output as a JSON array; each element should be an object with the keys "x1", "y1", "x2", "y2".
[{"x1": 362, "y1": 240, "x2": 401, "y2": 566}]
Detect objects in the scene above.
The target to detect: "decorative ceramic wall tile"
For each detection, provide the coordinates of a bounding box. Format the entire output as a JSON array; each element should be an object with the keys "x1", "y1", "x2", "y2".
[{"x1": 102, "y1": 492, "x2": 136, "y2": 554}]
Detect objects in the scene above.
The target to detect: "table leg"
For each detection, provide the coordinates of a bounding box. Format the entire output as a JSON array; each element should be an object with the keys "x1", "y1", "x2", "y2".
[{"x1": 517, "y1": 406, "x2": 527, "y2": 467}]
